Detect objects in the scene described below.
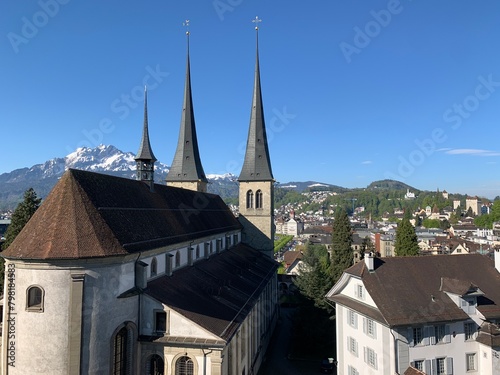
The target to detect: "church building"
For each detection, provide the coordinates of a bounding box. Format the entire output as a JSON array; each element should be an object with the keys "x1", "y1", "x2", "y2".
[{"x1": 0, "y1": 24, "x2": 278, "y2": 375}]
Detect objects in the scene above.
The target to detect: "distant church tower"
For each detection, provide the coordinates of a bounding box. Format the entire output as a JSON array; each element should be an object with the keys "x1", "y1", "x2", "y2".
[
  {"x1": 238, "y1": 18, "x2": 275, "y2": 257},
  {"x1": 135, "y1": 87, "x2": 156, "y2": 188},
  {"x1": 166, "y1": 28, "x2": 208, "y2": 193}
]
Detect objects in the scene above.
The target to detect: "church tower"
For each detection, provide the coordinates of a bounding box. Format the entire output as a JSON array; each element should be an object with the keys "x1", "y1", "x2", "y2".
[
  {"x1": 238, "y1": 18, "x2": 275, "y2": 257},
  {"x1": 166, "y1": 26, "x2": 208, "y2": 193},
  {"x1": 135, "y1": 87, "x2": 156, "y2": 188}
]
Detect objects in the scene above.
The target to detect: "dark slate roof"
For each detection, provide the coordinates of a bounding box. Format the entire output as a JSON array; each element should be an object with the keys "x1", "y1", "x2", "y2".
[
  {"x1": 328, "y1": 254, "x2": 500, "y2": 326},
  {"x1": 135, "y1": 88, "x2": 157, "y2": 162},
  {"x1": 440, "y1": 277, "x2": 481, "y2": 296},
  {"x1": 238, "y1": 32, "x2": 273, "y2": 182},
  {"x1": 144, "y1": 244, "x2": 278, "y2": 341},
  {"x1": 2, "y1": 169, "x2": 241, "y2": 260},
  {"x1": 166, "y1": 39, "x2": 207, "y2": 184}
]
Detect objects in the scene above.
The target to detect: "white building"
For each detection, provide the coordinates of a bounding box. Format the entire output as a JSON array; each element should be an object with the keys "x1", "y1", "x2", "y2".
[{"x1": 326, "y1": 253, "x2": 500, "y2": 375}]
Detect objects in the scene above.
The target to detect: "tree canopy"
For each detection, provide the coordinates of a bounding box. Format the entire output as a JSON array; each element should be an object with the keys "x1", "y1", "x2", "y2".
[
  {"x1": 394, "y1": 217, "x2": 420, "y2": 256},
  {"x1": 329, "y1": 208, "x2": 353, "y2": 282},
  {"x1": 1, "y1": 188, "x2": 41, "y2": 285},
  {"x1": 294, "y1": 243, "x2": 333, "y2": 311}
]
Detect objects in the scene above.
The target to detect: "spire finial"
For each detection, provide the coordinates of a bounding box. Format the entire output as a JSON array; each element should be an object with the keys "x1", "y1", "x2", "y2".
[
  {"x1": 183, "y1": 19, "x2": 190, "y2": 35},
  {"x1": 252, "y1": 16, "x2": 262, "y2": 30}
]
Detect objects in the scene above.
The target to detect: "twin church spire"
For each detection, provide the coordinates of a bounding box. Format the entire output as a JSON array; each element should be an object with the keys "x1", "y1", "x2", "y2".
[{"x1": 135, "y1": 18, "x2": 273, "y2": 193}]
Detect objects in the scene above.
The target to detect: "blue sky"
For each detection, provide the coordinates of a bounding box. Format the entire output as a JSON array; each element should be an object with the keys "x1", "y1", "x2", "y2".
[{"x1": 1, "y1": 1, "x2": 500, "y2": 198}]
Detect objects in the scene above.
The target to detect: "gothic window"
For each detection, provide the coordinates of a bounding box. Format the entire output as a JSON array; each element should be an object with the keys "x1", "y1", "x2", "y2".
[
  {"x1": 246, "y1": 190, "x2": 254, "y2": 208},
  {"x1": 26, "y1": 285, "x2": 44, "y2": 312},
  {"x1": 256, "y1": 190, "x2": 263, "y2": 208},
  {"x1": 175, "y1": 251, "x2": 181, "y2": 268},
  {"x1": 113, "y1": 327, "x2": 128, "y2": 375},
  {"x1": 175, "y1": 356, "x2": 194, "y2": 375},
  {"x1": 151, "y1": 257, "x2": 157, "y2": 277},
  {"x1": 112, "y1": 322, "x2": 135, "y2": 375},
  {"x1": 147, "y1": 354, "x2": 164, "y2": 375}
]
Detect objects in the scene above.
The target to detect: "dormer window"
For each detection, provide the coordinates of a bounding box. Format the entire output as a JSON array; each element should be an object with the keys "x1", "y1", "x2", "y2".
[{"x1": 461, "y1": 298, "x2": 476, "y2": 314}]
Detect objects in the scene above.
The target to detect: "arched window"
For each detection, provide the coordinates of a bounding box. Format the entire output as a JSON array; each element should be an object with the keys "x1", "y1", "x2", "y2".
[
  {"x1": 112, "y1": 323, "x2": 135, "y2": 375},
  {"x1": 26, "y1": 285, "x2": 44, "y2": 312},
  {"x1": 175, "y1": 356, "x2": 194, "y2": 375},
  {"x1": 175, "y1": 251, "x2": 181, "y2": 268},
  {"x1": 146, "y1": 354, "x2": 164, "y2": 375},
  {"x1": 113, "y1": 327, "x2": 128, "y2": 375},
  {"x1": 246, "y1": 190, "x2": 254, "y2": 208},
  {"x1": 256, "y1": 190, "x2": 263, "y2": 209},
  {"x1": 151, "y1": 257, "x2": 157, "y2": 277}
]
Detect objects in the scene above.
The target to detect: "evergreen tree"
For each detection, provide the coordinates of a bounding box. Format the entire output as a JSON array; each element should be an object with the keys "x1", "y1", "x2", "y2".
[
  {"x1": 394, "y1": 217, "x2": 420, "y2": 256},
  {"x1": 329, "y1": 208, "x2": 353, "y2": 282},
  {"x1": 294, "y1": 243, "x2": 333, "y2": 311},
  {"x1": 1, "y1": 188, "x2": 41, "y2": 285},
  {"x1": 360, "y1": 236, "x2": 375, "y2": 260}
]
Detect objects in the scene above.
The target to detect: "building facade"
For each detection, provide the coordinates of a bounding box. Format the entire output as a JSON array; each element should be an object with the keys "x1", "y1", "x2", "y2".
[{"x1": 327, "y1": 253, "x2": 500, "y2": 375}]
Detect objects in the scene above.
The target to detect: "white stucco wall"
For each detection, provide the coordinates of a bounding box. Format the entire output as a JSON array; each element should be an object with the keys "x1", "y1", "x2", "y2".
[{"x1": 2, "y1": 260, "x2": 72, "y2": 374}]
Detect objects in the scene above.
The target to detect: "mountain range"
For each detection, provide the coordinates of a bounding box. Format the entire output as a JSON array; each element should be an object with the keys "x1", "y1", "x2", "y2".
[{"x1": 0, "y1": 145, "x2": 415, "y2": 211}]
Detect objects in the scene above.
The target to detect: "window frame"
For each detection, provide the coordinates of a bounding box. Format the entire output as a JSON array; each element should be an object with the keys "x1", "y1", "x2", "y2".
[
  {"x1": 464, "y1": 322, "x2": 476, "y2": 341},
  {"x1": 26, "y1": 285, "x2": 44, "y2": 312},
  {"x1": 150, "y1": 257, "x2": 158, "y2": 277},
  {"x1": 466, "y1": 352, "x2": 476, "y2": 372},
  {"x1": 154, "y1": 310, "x2": 168, "y2": 334}
]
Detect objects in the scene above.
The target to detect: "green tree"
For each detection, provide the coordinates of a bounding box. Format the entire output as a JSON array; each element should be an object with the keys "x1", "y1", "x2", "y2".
[
  {"x1": 293, "y1": 243, "x2": 333, "y2": 311},
  {"x1": 1, "y1": 188, "x2": 41, "y2": 285},
  {"x1": 3, "y1": 188, "x2": 41, "y2": 249},
  {"x1": 394, "y1": 217, "x2": 420, "y2": 256},
  {"x1": 422, "y1": 218, "x2": 440, "y2": 229},
  {"x1": 360, "y1": 236, "x2": 375, "y2": 260},
  {"x1": 329, "y1": 208, "x2": 353, "y2": 282}
]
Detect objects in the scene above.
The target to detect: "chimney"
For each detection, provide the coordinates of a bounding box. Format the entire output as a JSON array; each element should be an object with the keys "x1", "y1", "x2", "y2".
[
  {"x1": 365, "y1": 252, "x2": 374, "y2": 272},
  {"x1": 495, "y1": 249, "x2": 500, "y2": 273}
]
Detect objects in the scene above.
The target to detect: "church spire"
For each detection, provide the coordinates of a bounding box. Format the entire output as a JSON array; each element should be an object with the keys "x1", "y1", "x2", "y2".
[
  {"x1": 238, "y1": 17, "x2": 275, "y2": 258},
  {"x1": 238, "y1": 17, "x2": 274, "y2": 182},
  {"x1": 135, "y1": 87, "x2": 156, "y2": 186},
  {"x1": 166, "y1": 21, "x2": 208, "y2": 193}
]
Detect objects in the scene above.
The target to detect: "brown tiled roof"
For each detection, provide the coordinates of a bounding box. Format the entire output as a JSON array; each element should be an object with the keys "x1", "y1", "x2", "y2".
[
  {"x1": 144, "y1": 244, "x2": 278, "y2": 341},
  {"x1": 440, "y1": 277, "x2": 480, "y2": 296},
  {"x1": 404, "y1": 366, "x2": 427, "y2": 375},
  {"x1": 476, "y1": 321, "x2": 500, "y2": 348},
  {"x1": 283, "y1": 250, "x2": 302, "y2": 266},
  {"x1": 2, "y1": 169, "x2": 242, "y2": 260},
  {"x1": 329, "y1": 254, "x2": 500, "y2": 326}
]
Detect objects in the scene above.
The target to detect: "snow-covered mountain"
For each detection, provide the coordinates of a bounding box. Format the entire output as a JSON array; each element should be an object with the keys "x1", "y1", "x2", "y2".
[{"x1": 0, "y1": 145, "x2": 238, "y2": 209}]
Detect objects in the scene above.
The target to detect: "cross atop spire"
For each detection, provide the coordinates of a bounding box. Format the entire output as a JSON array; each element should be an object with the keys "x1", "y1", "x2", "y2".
[
  {"x1": 252, "y1": 16, "x2": 262, "y2": 30},
  {"x1": 183, "y1": 19, "x2": 190, "y2": 35}
]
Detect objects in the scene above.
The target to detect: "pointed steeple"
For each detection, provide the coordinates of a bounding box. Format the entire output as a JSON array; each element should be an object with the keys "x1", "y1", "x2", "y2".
[
  {"x1": 135, "y1": 87, "x2": 156, "y2": 185},
  {"x1": 166, "y1": 25, "x2": 208, "y2": 192},
  {"x1": 238, "y1": 17, "x2": 275, "y2": 258},
  {"x1": 239, "y1": 19, "x2": 274, "y2": 182}
]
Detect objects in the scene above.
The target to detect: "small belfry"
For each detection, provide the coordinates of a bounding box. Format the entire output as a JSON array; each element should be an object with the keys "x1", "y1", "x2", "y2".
[
  {"x1": 135, "y1": 86, "x2": 156, "y2": 188},
  {"x1": 238, "y1": 16, "x2": 275, "y2": 257},
  {"x1": 166, "y1": 20, "x2": 208, "y2": 193}
]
